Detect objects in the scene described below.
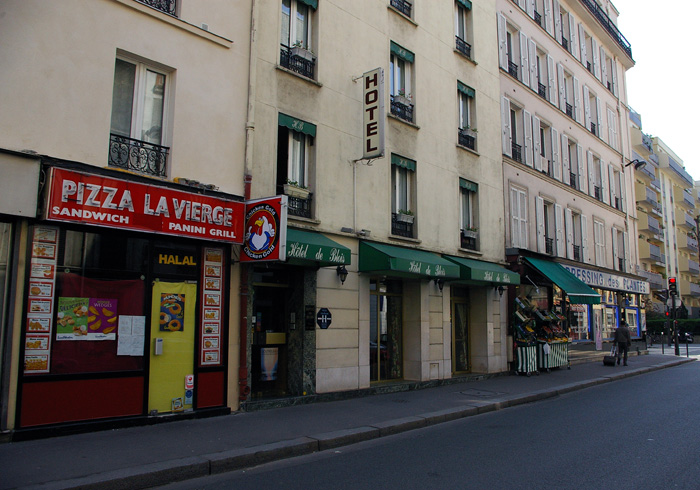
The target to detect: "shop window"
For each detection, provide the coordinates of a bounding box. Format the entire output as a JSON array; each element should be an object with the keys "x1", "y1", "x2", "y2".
[
  {"x1": 457, "y1": 82, "x2": 476, "y2": 150},
  {"x1": 391, "y1": 154, "x2": 416, "y2": 238},
  {"x1": 460, "y1": 178, "x2": 478, "y2": 250},
  {"x1": 369, "y1": 279, "x2": 403, "y2": 382},
  {"x1": 455, "y1": 1, "x2": 473, "y2": 59},
  {"x1": 390, "y1": 42, "x2": 415, "y2": 123},
  {"x1": 277, "y1": 114, "x2": 315, "y2": 219},
  {"x1": 280, "y1": 0, "x2": 316, "y2": 79},
  {"x1": 109, "y1": 56, "x2": 170, "y2": 177}
]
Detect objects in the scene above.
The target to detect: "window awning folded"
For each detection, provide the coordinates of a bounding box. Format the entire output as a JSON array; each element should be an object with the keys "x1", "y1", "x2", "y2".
[
  {"x1": 285, "y1": 229, "x2": 350, "y2": 267},
  {"x1": 359, "y1": 242, "x2": 460, "y2": 279},
  {"x1": 444, "y1": 256, "x2": 520, "y2": 285},
  {"x1": 525, "y1": 257, "x2": 601, "y2": 304}
]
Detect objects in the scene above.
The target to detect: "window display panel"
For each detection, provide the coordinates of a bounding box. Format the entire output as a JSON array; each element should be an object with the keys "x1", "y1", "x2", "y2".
[{"x1": 569, "y1": 304, "x2": 591, "y2": 341}]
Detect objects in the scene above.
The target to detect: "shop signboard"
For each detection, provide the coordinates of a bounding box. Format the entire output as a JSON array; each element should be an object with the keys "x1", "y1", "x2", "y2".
[
  {"x1": 45, "y1": 167, "x2": 245, "y2": 244},
  {"x1": 240, "y1": 196, "x2": 288, "y2": 263},
  {"x1": 561, "y1": 264, "x2": 650, "y2": 295},
  {"x1": 363, "y1": 67, "x2": 385, "y2": 159}
]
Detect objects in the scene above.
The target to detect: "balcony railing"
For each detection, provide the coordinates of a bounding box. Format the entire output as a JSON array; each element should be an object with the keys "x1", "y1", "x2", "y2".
[
  {"x1": 590, "y1": 122, "x2": 597, "y2": 136},
  {"x1": 569, "y1": 172, "x2": 577, "y2": 190},
  {"x1": 108, "y1": 133, "x2": 168, "y2": 177},
  {"x1": 390, "y1": 0, "x2": 412, "y2": 17},
  {"x1": 586, "y1": 61, "x2": 592, "y2": 73},
  {"x1": 508, "y1": 60, "x2": 519, "y2": 80},
  {"x1": 594, "y1": 185, "x2": 601, "y2": 201},
  {"x1": 287, "y1": 193, "x2": 313, "y2": 219},
  {"x1": 573, "y1": 244, "x2": 581, "y2": 262},
  {"x1": 137, "y1": 0, "x2": 177, "y2": 16},
  {"x1": 280, "y1": 45, "x2": 316, "y2": 79},
  {"x1": 458, "y1": 129, "x2": 476, "y2": 150},
  {"x1": 546, "y1": 237, "x2": 554, "y2": 255},
  {"x1": 614, "y1": 196, "x2": 622, "y2": 211},
  {"x1": 455, "y1": 36, "x2": 472, "y2": 58},
  {"x1": 538, "y1": 82, "x2": 547, "y2": 98},
  {"x1": 391, "y1": 213, "x2": 414, "y2": 238},
  {"x1": 561, "y1": 37, "x2": 569, "y2": 52},
  {"x1": 460, "y1": 230, "x2": 478, "y2": 251},
  {"x1": 565, "y1": 103, "x2": 573, "y2": 118},
  {"x1": 618, "y1": 258, "x2": 626, "y2": 272},
  {"x1": 580, "y1": 0, "x2": 633, "y2": 60},
  {"x1": 534, "y1": 11, "x2": 542, "y2": 27},
  {"x1": 511, "y1": 142, "x2": 522, "y2": 163},
  {"x1": 390, "y1": 95, "x2": 414, "y2": 123},
  {"x1": 642, "y1": 132, "x2": 653, "y2": 152}
]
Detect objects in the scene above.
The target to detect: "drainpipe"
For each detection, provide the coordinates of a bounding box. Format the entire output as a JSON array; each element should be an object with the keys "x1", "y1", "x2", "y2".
[{"x1": 239, "y1": 0, "x2": 258, "y2": 402}]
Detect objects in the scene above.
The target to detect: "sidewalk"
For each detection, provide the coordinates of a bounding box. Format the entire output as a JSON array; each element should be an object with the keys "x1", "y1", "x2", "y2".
[{"x1": 0, "y1": 353, "x2": 693, "y2": 490}]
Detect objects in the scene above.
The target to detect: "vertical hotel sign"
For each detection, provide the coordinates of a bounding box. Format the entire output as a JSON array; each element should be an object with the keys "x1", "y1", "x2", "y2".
[
  {"x1": 240, "y1": 196, "x2": 288, "y2": 263},
  {"x1": 363, "y1": 68, "x2": 384, "y2": 159}
]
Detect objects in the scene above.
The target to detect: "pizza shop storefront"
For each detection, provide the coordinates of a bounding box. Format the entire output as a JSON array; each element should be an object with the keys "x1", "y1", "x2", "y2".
[{"x1": 14, "y1": 163, "x2": 245, "y2": 432}]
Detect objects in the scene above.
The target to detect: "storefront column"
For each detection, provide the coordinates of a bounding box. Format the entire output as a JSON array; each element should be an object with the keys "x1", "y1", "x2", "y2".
[
  {"x1": 469, "y1": 287, "x2": 506, "y2": 374},
  {"x1": 357, "y1": 275, "x2": 370, "y2": 389},
  {"x1": 228, "y1": 260, "x2": 241, "y2": 410},
  {"x1": 440, "y1": 284, "x2": 452, "y2": 380},
  {"x1": 403, "y1": 281, "x2": 429, "y2": 381}
]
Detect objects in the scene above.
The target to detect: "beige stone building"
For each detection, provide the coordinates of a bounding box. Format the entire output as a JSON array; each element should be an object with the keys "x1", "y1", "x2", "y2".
[{"x1": 497, "y1": 0, "x2": 648, "y2": 345}]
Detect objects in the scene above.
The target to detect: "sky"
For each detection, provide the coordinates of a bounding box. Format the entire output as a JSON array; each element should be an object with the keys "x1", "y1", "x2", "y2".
[{"x1": 612, "y1": 0, "x2": 699, "y2": 180}]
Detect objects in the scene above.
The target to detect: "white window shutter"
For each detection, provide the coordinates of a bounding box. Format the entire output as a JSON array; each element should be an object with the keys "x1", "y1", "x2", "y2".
[
  {"x1": 619, "y1": 170, "x2": 626, "y2": 212},
  {"x1": 557, "y1": 63, "x2": 566, "y2": 112},
  {"x1": 555, "y1": 203, "x2": 565, "y2": 257},
  {"x1": 510, "y1": 187, "x2": 519, "y2": 248},
  {"x1": 536, "y1": 196, "x2": 546, "y2": 253},
  {"x1": 565, "y1": 208, "x2": 574, "y2": 259},
  {"x1": 527, "y1": 0, "x2": 535, "y2": 19},
  {"x1": 517, "y1": 0, "x2": 526, "y2": 9},
  {"x1": 501, "y1": 96, "x2": 512, "y2": 156},
  {"x1": 600, "y1": 46, "x2": 608, "y2": 88},
  {"x1": 608, "y1": 109, "x2": 617, "y2": 150},
  {"x1": 573, "y1": 77, "x2": 581, "y2": 123},
  {"x1": 577, "y1": 144, "x2": 587, "y2": 194},
  {"x1": 579, "y1": 24, "x2": 587, "y2": 66},
  {"x1": 612, "y1": 229, "x2": 619, "y2": 271},
  {"x1": 608, "y1": 164, "x2": 616, "y2": 208},
  {"x1": 596, "y1": 97, "x2": 603, "y2": 139},
  {"x1": 581, "y1": 214, "x2": 588, "y2": 264},
  {"x1": 547, "y1": 54, "x2": 557, "y2": 106},
  {"x1": 601, "y1": 159, "x2": 609, "y2": 204},
  {"x1": 520, "y1": 189, "x2": 528, "y2": 248},
  {"x1": 551, "y1": 127, "x2": 561, "y2": 181},
  {"x1": 561, "y1": 133, "x2": 570, "y2": 185},
  {"x1": 528, "y1": 39, "x2": 538, "y2": 92},
  {"x1": 569, "y1": 14, "x2": 579, "y2": 60},
  {"x1": 497, "y1": 13, "x2": 508, "y2": 70},
  {"x1": 591, "y1": 37, "x2": 600, "y2": 80},
  {"x1": 553, "y1": 0, "x2": 562, "y2": 43},
  {"x1": 587, "y1": 151, "x2": 596, "y2": 198},
  {"x1": 583, "y1": 85, "x2": 591, "y2": 130},
  {"x1": 520, "y1": 32, "x2": 530, "y2": 86},
  {"x1": 524, "y1": 110, "x2": 533, "y2": 167},
  {"x1": 533, "y1": 115, "x2": 542, "y2": 171},
  {"x1": 611, "y1": 59, "x2": 618, "y2": 97},
  {"x1": 544, "y1": 0, "x2": 554, "y2": 36},
  {"x1": 623, "y1": 231, "x2": 630, "y2": 272}
]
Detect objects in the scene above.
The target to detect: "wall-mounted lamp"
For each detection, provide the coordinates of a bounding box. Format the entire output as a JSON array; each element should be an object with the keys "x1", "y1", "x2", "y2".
[
  {"x1": 495, "y1": 285, "x2": 505, "y2": 297},
  {"x1": 336, "y1": 265, "x2": 348, "y2": 285},
  {"x1": 434, "y1": 278, "x2": 445, "y2": 292},
  {"x1": 624, "y1": 159, "x2": 647, "y2": 171}
]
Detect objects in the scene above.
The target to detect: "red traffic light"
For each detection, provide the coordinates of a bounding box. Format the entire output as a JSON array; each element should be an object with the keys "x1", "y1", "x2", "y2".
[
  {"x1": 665, "y1": 311, "x2": 670, "y2": 317},
  {"x1": 669, "y1": 277, "x2": 678, "y2": 296}
]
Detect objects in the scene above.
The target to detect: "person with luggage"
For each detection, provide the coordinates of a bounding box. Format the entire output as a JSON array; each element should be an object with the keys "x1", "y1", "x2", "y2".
[{"x1": 614, "y1": 320, "x2": 631, "y2": 366}]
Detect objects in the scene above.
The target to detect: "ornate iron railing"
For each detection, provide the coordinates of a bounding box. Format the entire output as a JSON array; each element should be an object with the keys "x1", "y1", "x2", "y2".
[
  {"x1": 456, "y1": 36, "x2": 472, "y2": 58},
  {"x1": 390, "y1": 96, "x2": 414, "y2": 122},
  {"x1": 108, "y1": 134, "x2": 168, "y2": 177},
  {"x1": 511, "y1": 142, "x2": 522, "y2": 163},
  {"x1": 458, "y1": 129, "x2": 476, "y2": 150},
  {"x1": 538, "y1": 82, "x2": 547, "y2": 98},
  {"x1": 569, "y1": 173, "x2": 577, "y2": 190},
  {"x1": 566, "y1": 103, "x2": 573, "y2": 118},
  {"x1": 594, "y1": 185, "x2": 601, "y2": 201},
  {"x1": 280, "y1": 45, "x2": 315, "y2": 79},
  {"x1": 579, "y1": 0, "x2": 633, "y2": 60},
  {"x1": 390, "y1": 0, "x2": 412, "y2": 17},
  {"x1": 573, "y1": 245, "x2": 581, "y2": 262},
  {"x1": 561, "y1": 37, "x2": 569, "y2": 52},
  {"x1": 137, "y1": 0, "x2": 177, "y2": 16},
  {"x1": 590, "y1": 122, "x2": 597, "y2": 136},
  {"x1": 534, "y1": 11, "x2": 542, "y2": 27},
  {"x1": 391, "y1": 213, "x2": 414, "y2": 238},
  {"x1": 287, "y1": 193, "x2": 313, "y2": 219},
  {"x1": 508, "y1": 60, "x2": 519, "y2": 80},
  {"x1": 546, "y1": 237, "x2": 554, "y2": 255}
]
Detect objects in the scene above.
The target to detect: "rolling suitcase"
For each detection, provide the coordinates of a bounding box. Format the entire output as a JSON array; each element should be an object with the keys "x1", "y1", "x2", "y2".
[{"x1": 603, "y1": 345, "x2": 617, "y2": 366}]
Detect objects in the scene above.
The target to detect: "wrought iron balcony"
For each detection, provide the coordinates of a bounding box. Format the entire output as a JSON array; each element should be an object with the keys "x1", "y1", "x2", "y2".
[
  {"x1": 590, "y1": 122, "x2": 597, "y2": 136},
  {"x1": 280, "y1": 45, "x2": 316, "y2": 79},
  {"x1": 390, "y1": 95, "x2": 414, "y2": 123},
  {"x1": 561, "y1": 37, "x2": 569, "y2": 52},
  {"x1": 586, "y1": 61, "x2": 592, "y2": 73},
  {"x1": 618, "y1": 258, "x2": 626, "y2": 272},
  {"x1": 458, "y1": 129, "x2": 476, "y2": 150},
  {"x1": 108, "y1": 133, "x2": 168, "y2": 177},
  {"x1": 614, "y1": 196, "x2": 622, "y2": 211},
  {"x1": 538, "y1": 82, "x2": 547, "y2": 98},
  {"x1": 287, "y1": 193, "x2": 313, "y2": 219},
  {"x1": 508, "y1": 60, "x2": 519, "y2": 80},
  {"x1": 594, "y1": 185, "x2": 601, "y2": 201},
  {"x1": 391, "y1": 213, "x2": 414, "y2": 238},
  {"x1": 565, "y1": 103, "x2": 573, "y2": 118},
  {"x1": 137, "y1": 0, "x2": 177, "y2": 16},
  {"x1": 511, "y1": 142, "x2": 522, "y2": 163},
  {"x1": 580, "y1": 0, "x2": 633, "y2": 60},
  {"x1": 534, "y1": 11, "x2": 542, "y2": 27},
  {"x1": 546, "y1": 237, "x2": 554, "y2": 255},
  {"x1": 455, "y1": 36, "x2": 472, "y2": 59},
  {"x1": 573, "y1": 245, "x2": 581, "y2": 262},
  {"x1": 390, "y1": 0, "x2": 412, "y2": 17},
  {"x1": 569, "y1": 173, "x2": 577, "y2": 190}
]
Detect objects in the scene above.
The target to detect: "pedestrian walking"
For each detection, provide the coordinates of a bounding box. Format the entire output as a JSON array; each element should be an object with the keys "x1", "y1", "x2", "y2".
[{"x1": 614, "y1": 320, "x2": 631, "y2": 366}]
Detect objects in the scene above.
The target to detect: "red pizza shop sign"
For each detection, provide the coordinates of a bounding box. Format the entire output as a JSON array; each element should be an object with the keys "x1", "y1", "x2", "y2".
[{"x1": 45, "y1": 168, "x2": 245, "y2": 243}]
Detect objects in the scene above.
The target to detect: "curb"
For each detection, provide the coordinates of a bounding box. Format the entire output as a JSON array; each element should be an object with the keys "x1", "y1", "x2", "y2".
[{"x1": 20, "y1": 358, "x2": 695, "y2": 490}]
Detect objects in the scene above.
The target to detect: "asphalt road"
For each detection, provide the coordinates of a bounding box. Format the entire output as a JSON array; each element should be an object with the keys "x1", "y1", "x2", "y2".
[{"x1": 158, "y1": 362, "x2": 700, "y2": 490}]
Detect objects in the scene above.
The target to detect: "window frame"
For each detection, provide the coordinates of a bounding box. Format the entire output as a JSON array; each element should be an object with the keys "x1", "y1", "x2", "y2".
[{"x1": 281, "y1": 0, "x2": 312, "y2": 50}]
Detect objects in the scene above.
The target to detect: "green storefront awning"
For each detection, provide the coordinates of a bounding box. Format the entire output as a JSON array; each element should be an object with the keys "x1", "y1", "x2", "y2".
[
  {"x1": 359, "y1": 241, "x2": 460, "y2": 279},
  {"x1": 286, "y1": 229, "x2": 351, "y2": 267},
  {"x1": 525, "y1": 257, "x2": 601, "y2": 305},
  {"x1": 444, "y1": 256, "x2": 520, "y2": 285}
]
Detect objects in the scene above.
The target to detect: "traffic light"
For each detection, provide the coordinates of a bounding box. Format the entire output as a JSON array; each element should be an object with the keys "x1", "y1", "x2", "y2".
[{"x1": 669, "y1": 277, "x2": 678, "y2": 296}]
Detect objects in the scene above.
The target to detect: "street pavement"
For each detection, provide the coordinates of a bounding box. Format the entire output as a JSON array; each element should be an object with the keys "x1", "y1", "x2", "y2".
[{"x1": 0, "y1": 352, "x2": 693, "y2": 490}]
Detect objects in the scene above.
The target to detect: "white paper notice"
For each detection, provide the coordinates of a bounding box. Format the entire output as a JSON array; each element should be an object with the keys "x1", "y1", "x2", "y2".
[{"x1": 117, "y1": 315, "x2": 146, "y2": 356}]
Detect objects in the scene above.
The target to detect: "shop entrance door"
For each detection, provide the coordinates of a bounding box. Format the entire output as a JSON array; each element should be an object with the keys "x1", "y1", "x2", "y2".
[
  {"x1": 451, "y1": 295, "x2": 470, "y2": 373},
  {"x1": 148, "y1": 280, "x2": 197, "y2": 413}
]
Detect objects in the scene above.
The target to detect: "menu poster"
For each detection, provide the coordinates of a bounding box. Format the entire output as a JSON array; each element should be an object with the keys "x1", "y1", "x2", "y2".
[
  {"x1": 160, "y1": 293, "x2": 185, "y2": 332},
  {"x1": 200, "y1": 247, "x2": 224, "y2": 366},
  {"x1": 56, "y1": 297, "x2": 89, "y2": 340},
  {"x1": 87, "y1": 299, "x2": 119, "y2": 340}
]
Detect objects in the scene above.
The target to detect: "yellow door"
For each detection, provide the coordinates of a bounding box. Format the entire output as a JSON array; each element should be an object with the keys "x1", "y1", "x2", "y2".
[{"x1": 148, "y1": 281, "x2": 197, "y2": 413}]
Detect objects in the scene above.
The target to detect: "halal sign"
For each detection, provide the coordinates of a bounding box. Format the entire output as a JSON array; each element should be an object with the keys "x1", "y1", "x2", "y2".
[{"x1": 240, "y1": 196, "x2": 288, "y2": 262}]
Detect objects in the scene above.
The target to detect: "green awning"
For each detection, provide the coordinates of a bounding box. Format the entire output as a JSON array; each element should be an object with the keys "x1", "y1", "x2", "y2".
[
  {"x1": 459, "y1": 178, "x2": 477, "y2": 192},
  {"x1": 444, "y1": 256, "x2": 520, "y2": 285},
  {"x1": 457, "y1": 81, "x2": 475, "y2": 98},
  {"x1": 525, "y1": 257, "x2": 601, "y2": 304},
  {"x1": 390, "y1": 42, "x2": 415, "y2": 63},
  {"x1": 298, "y1": 0, "x2": 318, "y2": 10},
  {"x1": 391, "y1": 154, "x2": 416, "y2": 171},
  {"x1": 286, "y1": 229, "x2": 350, "y2": 267},
  {"x1": 278, "y1": 113, "x2": 316, "y2": 137},
  {"x1": 457, "y1": 0, "x2": 472, "y2": 10},
  {"x1": 359, "y1": 241, "x2": 460, "y2": 279}
]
